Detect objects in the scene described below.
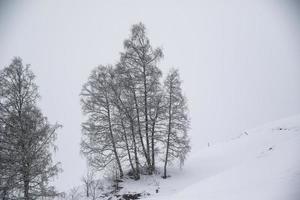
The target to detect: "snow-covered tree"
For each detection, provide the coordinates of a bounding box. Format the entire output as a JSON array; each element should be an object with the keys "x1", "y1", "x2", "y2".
[
  {"x1": 0, "y1": 57, "x2": 61, "y2": 199},
  {"x1": 112, "y1": 63, "x2": 142, "y2": 180},
  {"x1": 81, "y1": 65, "x2": 124, "y2": 178},
  {"x1": 120, "y1": 22, "x2": 163, "y2": 173},
  {"x1": 163, "y1": 68, "x2": 190, "y2": 179},
  {"x1": 80, "y1": 23, "x2": 190, "y2": 181},
  {"x1": 148, "y1": 86, "x2": 165, "y2": 173}
]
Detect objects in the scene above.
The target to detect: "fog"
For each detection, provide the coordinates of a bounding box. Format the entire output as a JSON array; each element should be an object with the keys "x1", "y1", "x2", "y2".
[{"x1": 0, "y1": 0, "x2": 300, "y2": 192}]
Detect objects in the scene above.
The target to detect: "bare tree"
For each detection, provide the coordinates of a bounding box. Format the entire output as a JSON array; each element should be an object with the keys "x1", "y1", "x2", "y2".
[
  {"x1": 89, "y1": 179, "x2": 103, "y2": 200},
  {"x1": 112, "y1": 63, "x2": 142, "y2": 180},
  {"x1": 120, "y1": 23, "x2": 163, "y2": 173},
  {"x1": 81, "y1": 65, "x2": 124, "y2": 178},
  {"x1": 67, "y1": 187, "x2": 81, "y2": 200},
  {"x1": 0, "y1": 57, "x2": 61, "y2": 199},
  {"x1": 80, "y1": 23, "x2": 190, "y2": 181},
  {"x1": 163, "y1": 69, "x2": 190, "y2": 179},
  {"x1": 148, "y1": 87, "x2": 165, "y2": 173},
  {"x1": 81, "y1": 169, "x2": 95, "y2": 198}
]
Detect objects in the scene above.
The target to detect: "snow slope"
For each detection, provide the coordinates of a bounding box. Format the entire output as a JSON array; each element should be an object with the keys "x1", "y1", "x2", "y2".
[{"x1": 117, "y1": 115, "x2": 300, "y2": 200}]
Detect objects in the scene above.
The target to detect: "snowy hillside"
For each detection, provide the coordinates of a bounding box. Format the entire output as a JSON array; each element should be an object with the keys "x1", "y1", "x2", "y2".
[
  {"x1": 64, "y1": 115, "x2": 300, "y2": 200},
  {"x1": 168, "y1": 114, "x2": 300, "y2": 200},
  {"x1": 115, "y1": 115, "x2": 300, "y2": 200}
]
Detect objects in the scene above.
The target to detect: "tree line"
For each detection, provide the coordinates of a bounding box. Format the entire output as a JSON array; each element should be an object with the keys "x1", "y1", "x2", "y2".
[{"x1": 80, "y1": 23, "x2": 190, "y2": 180}]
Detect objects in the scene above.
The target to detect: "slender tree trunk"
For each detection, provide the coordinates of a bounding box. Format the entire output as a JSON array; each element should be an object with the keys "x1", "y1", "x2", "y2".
[
  {"x1": 150, "y1": 105, "x2": 160, "y2": 174},
  {"x1": 142, "y1": 65, "x2": 151, "y2": 170},
  {"x1": 106, "y1": 100, "x2": 123, "y2": 178},
  {"x1": 133, "y1": 90, "x2": 151, "y2": 168},
  {"x1": 163, "y1": 128, "x2": 171, "y2": 179},
  {"x1": 24, "y1": 182, "x2": 29, "y2": 200},
  {"x1": 151, "y1": 119, "x2": 156, "y2": 173},
  {"x1": 163, "y1": 86, "x2": 172, "y2": 179},
  {"x1": 23, "y1": 169, "x2": 30, "y2": 200},
  {"x1": 130, "y1": 119, "x2": 140, "y2": 180},
  {"x1": 111, "y1": 89, "x2": 139, "y2": 179},
  {"x1": 121, "y1": 119, "x2": 135, "y2": 174},
  {"x1": 86, "y1": 185, "x2": 89, "y2": 197},
  {"x1": 22, "y1": 151, "x2": 31, "y2": 199}
]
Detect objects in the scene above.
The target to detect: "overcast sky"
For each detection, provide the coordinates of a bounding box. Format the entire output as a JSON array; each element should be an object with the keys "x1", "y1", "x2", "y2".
[{"x1": 0, "y1": 0, "x2": 300, "y2": 192}]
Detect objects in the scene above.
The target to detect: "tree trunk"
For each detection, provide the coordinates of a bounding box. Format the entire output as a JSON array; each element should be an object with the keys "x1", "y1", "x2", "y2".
[
  {"x1": 106, "y1": 100, "x2": 123, "y2": 178},
  {"x1": 133, "y1": 90, "x2": 151, "y2": 168},
  {"x1": 142, "y1": 64, "x2": 151, "y2": 171},
  {"x1": 24, "y1": 175, "x2": 30, "y2": 200},
  {"x1": 130, "y1": 119, "x2": 140, "y2": 180},
  {"x1": 121, "y1": 119, "x2": 135, "y2": 174},
  {"x1": 86, "y1": 185, "x2": 89, "y2": 197},
  {"x1": 112, "y1": 89, "x2": 139, "y2": 179},
  {"x1": 163, "y1": 85, "x2": 172, "y2": 179},
  {"x1": 151, "y1": 120, "x2": 156, "y2": 173},
  {"x1": 163, "y1": 129, "x2": 171, "y2": 179}
]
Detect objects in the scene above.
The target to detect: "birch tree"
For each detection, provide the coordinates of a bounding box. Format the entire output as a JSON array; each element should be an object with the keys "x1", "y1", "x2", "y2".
[
  {"x1": 148, "y1": 86, "x2": 165, "y2": 173},
  {"x1": 163, "y1": 69, "x2": 190, "y2": 179},
  {"x1": 112, "y1": 64, "x2": 141, "y2": 180},
  {"x1": 80, "y1": 23, "x2": 191, "y2": 180},
  {"x1": 81, "y1": 65, "x2": 124, "y2": 178},
  {"x1": 121, "y1": 23, "x2": 163, "y2": 173}
]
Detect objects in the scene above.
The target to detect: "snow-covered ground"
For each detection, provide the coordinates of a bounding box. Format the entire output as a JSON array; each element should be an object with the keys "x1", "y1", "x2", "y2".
[
  {"x1": 113, "y1": 114, "x2": 300, "y2": 200},
  {"x1": 65, "y1": 115, "x2": 300, "y2": 200}
]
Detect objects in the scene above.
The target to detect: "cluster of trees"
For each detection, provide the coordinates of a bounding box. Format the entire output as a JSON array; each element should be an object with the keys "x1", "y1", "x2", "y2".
[
  {"x1": 0, "y1": 22, "x2": 190, "y2": 200},
  {"x1": 80, "y1": 23, "x2": 190, "y2": 180},
  {"x1": 0, "y1": 58, "x2": 61, "y2": 199}
]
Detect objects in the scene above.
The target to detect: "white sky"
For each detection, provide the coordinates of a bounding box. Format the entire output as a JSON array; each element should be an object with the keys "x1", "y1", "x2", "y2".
[{"x1": 0, "y1": 0, "x2": 300, "y2": 192}]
